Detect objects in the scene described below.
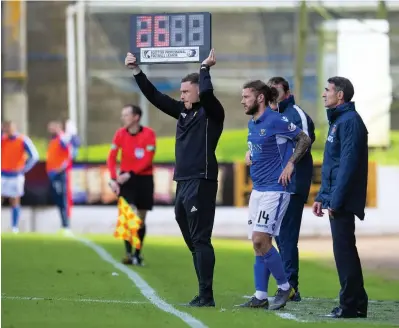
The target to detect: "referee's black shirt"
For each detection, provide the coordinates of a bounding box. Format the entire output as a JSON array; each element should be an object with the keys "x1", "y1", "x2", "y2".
[{"x1": 133, "y1": 67, "x2": 225, "y2": 181}]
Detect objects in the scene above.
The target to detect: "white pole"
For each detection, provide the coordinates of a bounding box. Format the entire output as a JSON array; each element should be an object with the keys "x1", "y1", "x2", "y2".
[
  {"x1": 19, "y1": 0, "x2": 28, "y2": 135},
  {"x1": 66, "y1": 5, "x2": 78, "y2": 126},
  {"x1": 140, "y1": 66, "x2": 149, "y2": 126},
  {"x1": 77, "y1": 0, "x2": 87, "y2": 146}
]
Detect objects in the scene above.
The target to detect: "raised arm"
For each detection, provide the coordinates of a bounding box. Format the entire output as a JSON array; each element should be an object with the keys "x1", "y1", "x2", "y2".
[
  {"x1": 125, "y1": 52, "x2": 182, "y2": 119},
  {"x1": 199, "y1": 50, "x2": 225, "y2": 123}
]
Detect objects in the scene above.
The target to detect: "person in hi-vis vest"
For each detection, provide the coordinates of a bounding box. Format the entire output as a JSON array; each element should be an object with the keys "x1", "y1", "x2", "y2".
[
  {"x1": 46, "y1": 121, "x2": 74, "y2": 236},
  {"x1": 1, "y1": 121, "x2": 39, "y2": 233}
]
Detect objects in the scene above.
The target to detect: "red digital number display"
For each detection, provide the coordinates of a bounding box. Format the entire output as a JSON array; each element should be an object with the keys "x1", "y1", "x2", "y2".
[
  {"x1": 154, "y1": 15, "x2": 170, "y2": 47},
  {"x1": 135, "y1": 14, "x2": 205, "y2": 48},
  {"x1": 136, "y1": 16, "x2": 152, "y2": 47}
]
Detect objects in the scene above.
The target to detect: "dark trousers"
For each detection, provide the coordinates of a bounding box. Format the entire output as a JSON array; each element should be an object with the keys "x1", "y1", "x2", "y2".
[
  {"x1": 175, "y1": 179, "x2": 217, "y2": 300},
  {"x1": 275, "y1": 194, "x2": 304, "y2": 291},
  {"x1": 49, "y1": 171, "x2": 69, "y2": 228},
  {"x1": 330, "y1": 211, "x2": 368, "y2": 313}
]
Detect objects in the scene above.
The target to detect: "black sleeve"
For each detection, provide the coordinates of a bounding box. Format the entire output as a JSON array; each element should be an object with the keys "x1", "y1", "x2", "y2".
[
  {"x1": 134, "y1": 71, "x2": 182, "y2": 119},
  {"x1": 199, "y1": 67, "x2": 225, "y2": 123},
  {"x1": 308, "y1": 116, "x2": 316, "y2": 145}
]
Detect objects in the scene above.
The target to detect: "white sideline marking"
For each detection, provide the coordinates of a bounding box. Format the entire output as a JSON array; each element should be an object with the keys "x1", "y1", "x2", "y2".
[
  {"x1": 276, "y1": 313, "x2": 309, "y2": 323},
  {"x1": 2, "y1": 295, "x2": 147, "y2": 305},
  {"x1": 243, "y1": 295, "x2": 397, "y2": 304},
  {"x1": 76, "y1": 237, "x2": 208, "y2": 328}
]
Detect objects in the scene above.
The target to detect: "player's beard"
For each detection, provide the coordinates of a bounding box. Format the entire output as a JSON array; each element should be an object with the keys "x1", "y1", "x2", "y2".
[{"x1": 245, "y1": 100, "x2": 261, "y2": 116}]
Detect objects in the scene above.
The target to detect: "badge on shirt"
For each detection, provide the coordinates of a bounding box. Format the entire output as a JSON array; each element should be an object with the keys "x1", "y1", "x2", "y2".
[
  {"x1": 134, "y1": 148, "x2": 145, "y2": 159},
  {"x1": 259, "y1": 129, "x2": 266, "y2": 136},
  {"x1": 288, "y1": 123, "x2": 296, "y2": 131},
  {"x1": 146, "y1": 145, "x2": 155, "y2": 152}
]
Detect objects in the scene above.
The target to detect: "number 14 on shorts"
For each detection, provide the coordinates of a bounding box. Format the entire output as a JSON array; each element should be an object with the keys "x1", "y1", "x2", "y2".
[{"x1": 247, "y1": 191, "x2": 291, "y2": 239}]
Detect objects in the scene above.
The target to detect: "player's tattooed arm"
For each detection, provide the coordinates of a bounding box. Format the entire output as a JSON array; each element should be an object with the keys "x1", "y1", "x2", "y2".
[{"x1": 288, "y1": 131, "x2": 312, "y2": 164}]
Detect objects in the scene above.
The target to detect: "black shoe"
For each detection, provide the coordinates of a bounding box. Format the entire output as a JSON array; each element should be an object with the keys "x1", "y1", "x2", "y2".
[
  {"x1": 132, "y1": 255, "x2": 144, "y2": 266},
  {"x1": 269, "y1": 287, "x2": 293, "y2": 310},
  {"x1": 122, "y1": 255, "x2": 133, "y2": 265},
  {"x1": 188, "y1": 295, "x2": 201, "y2": 306},
  {"x1": 197, "y1": 297, "x2": 215, "y2": 307},
  {"x1": 325, "y1": 306, "x2": 365, "y2": 318},
  {"x1": 357, "y1": 309, "x2": 367, "y2": 318},
  {"x1": 289, "y1": 290, "x2": 301, "y2": 302},
  {"x1": 236, "y1": 296, "x2": 269, "y2": 309},
  {"x1": 186, "y1": 295, "x2": 215, "y2": 307}
]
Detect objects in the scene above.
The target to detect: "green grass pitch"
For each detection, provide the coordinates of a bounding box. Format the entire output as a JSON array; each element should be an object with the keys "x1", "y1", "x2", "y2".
[{"x1": 2, "y1": 234, "x2": 399, "y2": 327}]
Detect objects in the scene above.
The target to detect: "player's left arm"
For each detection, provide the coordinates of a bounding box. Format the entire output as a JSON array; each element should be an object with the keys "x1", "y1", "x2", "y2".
[
  {"x1": 275, "y1": 118, "x2": 311, "y2": 165},
  {"x1": 130, "y1": 129, "x2": 157, "y2": 175},
  {"x1": 199, "y1": 49, "x2": 225, "y2": 123},
  {"x1": 330, "y1": 119, "x2": 365, "y2": 212},
  {"x1": 22, "y1": 136, "x2": 39, "y2": 173},
  {"x1": 276, "y1": 118, "x2": 311, "y2": 186},
  {"x1": 289, "y1": 132, "x2": 312, "y2": 165},
  {"x1": 199, "y1": 67, "x2": 225, "y2": 123}
]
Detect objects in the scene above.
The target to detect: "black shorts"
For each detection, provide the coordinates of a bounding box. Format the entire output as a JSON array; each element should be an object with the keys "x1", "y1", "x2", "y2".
[{"x1": 119, "y1": 174, "x2": 154, "y2": 210}]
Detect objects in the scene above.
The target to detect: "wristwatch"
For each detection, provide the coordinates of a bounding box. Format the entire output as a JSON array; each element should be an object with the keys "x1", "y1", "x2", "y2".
[{"x1": 200, "y1": 64, "x2": 210, "y2": 71}]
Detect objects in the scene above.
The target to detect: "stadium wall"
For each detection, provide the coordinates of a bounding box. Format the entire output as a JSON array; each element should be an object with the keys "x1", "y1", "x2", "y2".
[{"x1": 1, "y1": 166, "x2": 398, "y2": 238}]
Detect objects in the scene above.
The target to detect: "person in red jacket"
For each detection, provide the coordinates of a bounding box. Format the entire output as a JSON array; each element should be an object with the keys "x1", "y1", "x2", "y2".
[{"x1": 107, "y1": 104, "x2": 156, "y2": 266}]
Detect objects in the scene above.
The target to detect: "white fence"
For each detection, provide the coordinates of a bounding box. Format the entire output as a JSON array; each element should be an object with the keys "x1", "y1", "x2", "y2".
[{"x1": 2, "y1": 166, "x2": 399, "y2": 237}]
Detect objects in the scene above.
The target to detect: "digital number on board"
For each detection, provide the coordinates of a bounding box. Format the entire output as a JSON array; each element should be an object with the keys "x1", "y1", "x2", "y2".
[{"x1": 130, "y1": 12, "x2": 212, "y2": 64}]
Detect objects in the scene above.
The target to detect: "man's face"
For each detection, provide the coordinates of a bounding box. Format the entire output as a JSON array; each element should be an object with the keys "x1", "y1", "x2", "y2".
[
  {"x1": 322, "y1": 83, "x2": 343, "y2": 108},
  {"x1": 47, "y1": 122, "x2": 61, "y2": 134},
  {"x1": 268, "y1": 83, "x2": 287, "y2": 103},
  {"x1": 121, "y1": 107, "x2": 139, "y2": 128},
  {"x1": 180, "y1": 81, "x2": 199, "y2": 109},
  {"x1": 241, "y1": 88, "x2": 261, "y2": 116},
  {"x1": 2, "y1": 122, "x2": 16, "y2": 135}
]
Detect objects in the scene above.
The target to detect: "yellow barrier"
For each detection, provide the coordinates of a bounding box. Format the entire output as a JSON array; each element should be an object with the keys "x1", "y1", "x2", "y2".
[{"x1": 233, "y1": 161, "x2": 377, "y2": 208}]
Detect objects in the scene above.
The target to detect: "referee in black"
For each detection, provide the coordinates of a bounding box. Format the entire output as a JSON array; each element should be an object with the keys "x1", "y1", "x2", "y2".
[{"x1": 125, "y1": 49, "x2": 224, "y2": 307}]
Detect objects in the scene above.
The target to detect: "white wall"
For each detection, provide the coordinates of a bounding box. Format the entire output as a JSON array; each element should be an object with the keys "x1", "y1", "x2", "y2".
[{"x1": 2, "y1": 166, "x2": 398, "y2": 237}]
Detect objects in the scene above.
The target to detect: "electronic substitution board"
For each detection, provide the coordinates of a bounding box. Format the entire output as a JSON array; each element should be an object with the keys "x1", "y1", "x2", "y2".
[{"x1": 130, "y1": 12, "x2": 212, "y2": 64}]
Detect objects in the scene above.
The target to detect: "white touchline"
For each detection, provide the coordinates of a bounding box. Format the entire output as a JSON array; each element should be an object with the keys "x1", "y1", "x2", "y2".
[
  {"x1": 76, "y1": 237, "x2": 208, "y2": 328},
  {"x1": 242, "y1": 295, "x2": 396, "y2": 304},
  {"x1": 1, "y1": 295, "x2": 147, "y2": 305},
  {"x1": 276, "y1": 313, "x2": 309, "y2": 323}
]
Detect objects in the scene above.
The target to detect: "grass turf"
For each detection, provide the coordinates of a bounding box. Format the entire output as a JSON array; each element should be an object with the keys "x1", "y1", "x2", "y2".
[{"x1": 2, "y1": 234, "x2": 399, "y2": 327}]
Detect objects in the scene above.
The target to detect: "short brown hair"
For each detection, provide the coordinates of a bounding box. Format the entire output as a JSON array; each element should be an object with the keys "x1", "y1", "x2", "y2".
[
  {"x1": 181, "y1": 73, "x2": 199, "y2": 84},
  {"x1": 124, "y1": 104, "x2": 142, "y2": 117},
  {"x1": 267, "y1": 76, "x2": 290, "y2": 93},
  {"x1": 327, "y1": 76, "x2": 354, "y2": 102},
  {"x1": 243, "y1": 80, "x2": 279, "y2": 104}
]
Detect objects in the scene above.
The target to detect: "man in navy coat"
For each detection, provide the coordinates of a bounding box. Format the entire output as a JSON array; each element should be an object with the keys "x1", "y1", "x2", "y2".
[
  {"x1": 313, "y1": 76, "x2": 368, "y2": 319},
  {"x1": 267, "y1": 77, "x2": 316, "y2": 301}
]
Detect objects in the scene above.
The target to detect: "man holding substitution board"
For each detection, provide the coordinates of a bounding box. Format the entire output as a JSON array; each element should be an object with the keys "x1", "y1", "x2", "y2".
[{"x1": 125, "y1": 48, "x2": 224, "y2": 307}]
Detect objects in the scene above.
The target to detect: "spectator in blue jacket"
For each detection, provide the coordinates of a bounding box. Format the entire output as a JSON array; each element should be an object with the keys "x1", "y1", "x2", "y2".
[
  {"x1": 267, "y1": 77, "x2": 316, "y2": 302},
  {"x1": 313, "y1": 76, "x2": 368, "y2": 319}
]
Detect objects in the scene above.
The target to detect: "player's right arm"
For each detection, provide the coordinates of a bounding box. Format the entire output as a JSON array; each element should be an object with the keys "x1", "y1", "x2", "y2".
[
  {"x1": 125, "y1": 52, "x2": 182, "y2": 119},
  {"x1": 107, "y1": 130, "x2": 122, "y2": 195},
  {"x1": 107, "y1": 130, "x2": 121, "y2": 181}
]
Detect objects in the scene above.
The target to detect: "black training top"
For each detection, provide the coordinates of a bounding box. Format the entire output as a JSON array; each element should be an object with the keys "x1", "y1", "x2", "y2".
[{"x1": 133, "y1": 66, "x2": 225, "y2": 181}]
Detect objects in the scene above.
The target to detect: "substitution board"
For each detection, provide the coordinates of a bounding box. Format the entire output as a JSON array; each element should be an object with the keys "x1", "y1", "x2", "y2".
[{"x1": 130, "y1": 12, "x2": 212, "y2": 64}]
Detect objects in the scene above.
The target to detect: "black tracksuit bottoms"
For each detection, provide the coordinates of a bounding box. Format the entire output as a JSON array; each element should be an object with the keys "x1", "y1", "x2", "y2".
[
  {"x1": 330, "y1": 211, "x2": 368, "y2": 313},
  {"x1": 174, "y1": 178, "x2": 217, "y2": 300}
]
